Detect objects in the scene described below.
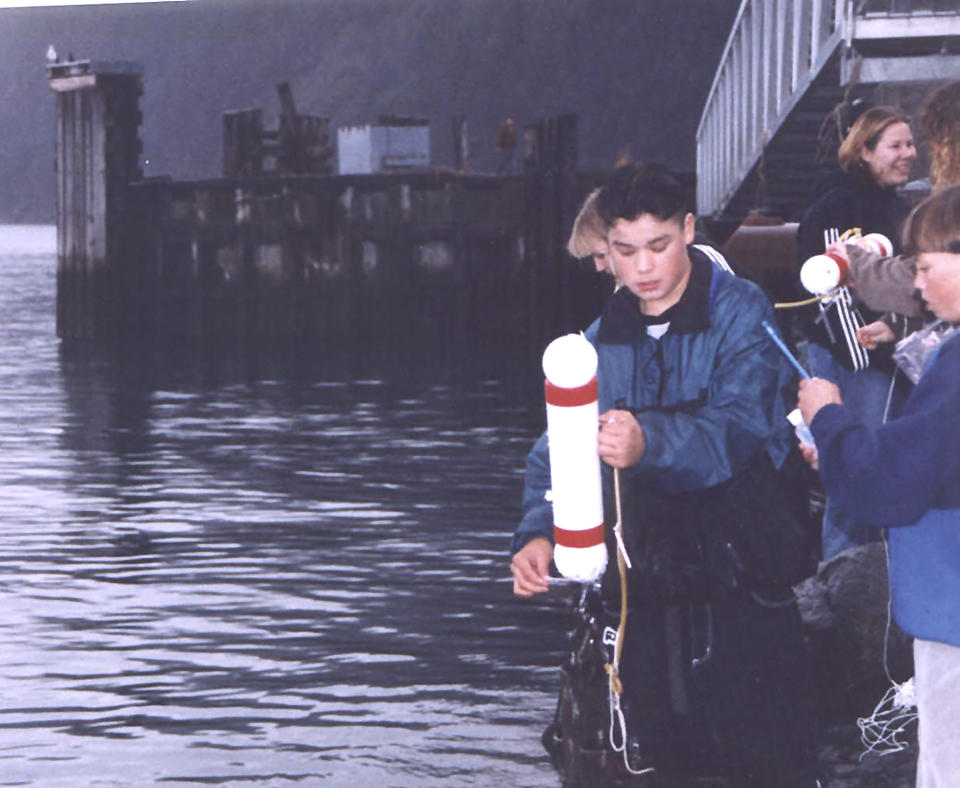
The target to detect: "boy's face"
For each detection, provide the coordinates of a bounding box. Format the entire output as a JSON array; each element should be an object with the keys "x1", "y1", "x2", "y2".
[
  {"x1": 608, "y1": 212, "x2": 694, "y2": 315},
  {"x1": 915, "y1": 251, "x2": 960, "y2": 322}
]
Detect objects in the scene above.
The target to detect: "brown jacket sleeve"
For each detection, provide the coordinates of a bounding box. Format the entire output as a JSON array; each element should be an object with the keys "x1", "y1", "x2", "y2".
[{"x1": 845, "y1": 244, "x2": 922, "y2": 317}]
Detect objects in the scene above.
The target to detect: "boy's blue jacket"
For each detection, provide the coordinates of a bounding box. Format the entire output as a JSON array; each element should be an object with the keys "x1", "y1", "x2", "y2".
[
  {"x1": 811, "y1": 332, "x2": 960, "y2": 647},
  {"x1": 512, "y1": 249, "x2": 794, "y2": 555}
]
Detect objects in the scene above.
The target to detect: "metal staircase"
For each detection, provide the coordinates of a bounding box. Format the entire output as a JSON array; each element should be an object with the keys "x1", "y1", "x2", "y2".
[{"x1": 696, "y1": 0, "x2": 960, "y2": 224}]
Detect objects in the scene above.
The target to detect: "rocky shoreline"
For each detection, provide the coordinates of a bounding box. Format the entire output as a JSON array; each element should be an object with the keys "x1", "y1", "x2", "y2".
[
  {"x1": 817, "y1": 719, "x2": 916, "y2": 787},
  {"x1": 798, "y1": 543, "x2": 918, "y2": 787}
]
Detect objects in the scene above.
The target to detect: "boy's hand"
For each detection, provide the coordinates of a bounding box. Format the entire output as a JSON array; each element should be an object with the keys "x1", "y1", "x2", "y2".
[
  {"x1": 511, "y1": 538, "x2": 553, "y2": 596},
  {"x1": 598, "y1": 409, "x2": 645, "y2": 468}
]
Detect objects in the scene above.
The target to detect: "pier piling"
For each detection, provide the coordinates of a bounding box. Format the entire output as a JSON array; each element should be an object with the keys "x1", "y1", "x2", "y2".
[
  {"x1": 48, "y1": 59, "x2": 143, "y2": 340},
  {"x1": 49, "y1": 58, "x2": 607, "y2": 352}
]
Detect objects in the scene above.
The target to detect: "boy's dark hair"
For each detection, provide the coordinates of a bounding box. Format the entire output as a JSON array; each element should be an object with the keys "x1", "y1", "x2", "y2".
[{"x1": 595, "y1": 163, "x2": 688, "y2": 225}]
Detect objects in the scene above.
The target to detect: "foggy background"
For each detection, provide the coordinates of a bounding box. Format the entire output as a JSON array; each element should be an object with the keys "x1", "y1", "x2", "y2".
[{"x1": 0, "y1": 0, "x2": 741, "y2": 222}]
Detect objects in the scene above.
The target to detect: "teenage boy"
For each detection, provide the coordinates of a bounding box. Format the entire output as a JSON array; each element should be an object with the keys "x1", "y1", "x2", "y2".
[{"x1": 512, "y1": 164, "x2": 819, "y2": 786}]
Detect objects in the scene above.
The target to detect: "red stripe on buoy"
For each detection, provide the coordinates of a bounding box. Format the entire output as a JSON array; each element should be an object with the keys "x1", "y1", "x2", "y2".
[
  {"x1": 544, "y1": 378, "x2": 598, "y2": 408},
  {"x1": 554, "y1": 523, "x2": 605, "y2": 548},
  {"x1": 824, "y1": 252, "x2": 848, "y2": 282}
]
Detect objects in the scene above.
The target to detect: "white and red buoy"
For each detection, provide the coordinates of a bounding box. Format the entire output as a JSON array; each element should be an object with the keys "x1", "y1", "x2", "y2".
[
  {"x1": 800, "y1": 252, "x2": 849, "y2": 295},
  {"x1": 858, "y1": 232, "x2": 894, "y2": 257},
  {"x1": 541, "y1": 333, "x2": 607, "y2": 582},
  {"x1": 799, "y1": 232, "x2": 893, "y2": 295}
]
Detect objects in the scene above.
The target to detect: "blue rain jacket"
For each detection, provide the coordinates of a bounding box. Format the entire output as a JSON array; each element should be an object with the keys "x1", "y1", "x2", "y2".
[
  {"x1": 811, "y1": 332, "x2": 960, "y2": 647},
  {"x1": 513, "y1": 248, "x2": 794, "y2": 554}
]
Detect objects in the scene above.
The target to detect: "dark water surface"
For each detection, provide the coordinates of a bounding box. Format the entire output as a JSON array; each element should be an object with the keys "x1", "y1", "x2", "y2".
[{"x1": 0, "y1": 226, "x2": 569, "y2": 786}]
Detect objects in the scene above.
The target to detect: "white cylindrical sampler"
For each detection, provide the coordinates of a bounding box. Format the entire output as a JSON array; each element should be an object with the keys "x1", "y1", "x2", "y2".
[
  {"x1": 541, "y1": 333, "x2": 607, "y2": 582},
  {"x1": 800, "y1": 252, "x2": 848, "y2": 295}
]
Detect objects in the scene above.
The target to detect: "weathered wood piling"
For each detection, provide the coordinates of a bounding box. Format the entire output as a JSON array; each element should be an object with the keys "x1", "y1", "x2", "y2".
[
  {"x1": 49, "y1": 60, "x2": 143, "y2": 340},
  {"x1": 48, "y1": 58, "x2": 607, "y2": 353}
]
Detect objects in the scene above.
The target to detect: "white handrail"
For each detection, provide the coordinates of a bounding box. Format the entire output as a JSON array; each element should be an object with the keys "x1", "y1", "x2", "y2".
[
  {"x1": 697, "y1": 0, "x2": 960, "y2": 219},
  {"x1": 696, "y1": 0, "x2": 845, "y2": 218}
]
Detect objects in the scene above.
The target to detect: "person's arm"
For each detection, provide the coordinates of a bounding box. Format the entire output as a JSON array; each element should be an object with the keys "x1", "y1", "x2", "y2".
[
  {"x1": 511, "y1": 320, "x2": 604, "y2": 570},
  {"x1": 512, "y1": 432, "x2": 553, "y2": 554},
  {"x1": 844, "y1": 244, "x2": 922, "y2": 317},
  {"x1": 509, "y1": 433, "x2": 555, "y2": 597},
  {"x1": 857, "y1": 319, "x2": 895, "y2": 350},
  {"x1": 809, "y1": 338, "x2": 960, "y2": 526},
  {"x1": 621, "y1": 286, "x2": 790, "y2": 491}
]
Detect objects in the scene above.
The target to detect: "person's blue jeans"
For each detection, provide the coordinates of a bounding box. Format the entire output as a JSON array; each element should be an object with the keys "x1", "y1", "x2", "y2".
[{"x1": 806, "y1": 342, "x2": 903, "y2": 560}]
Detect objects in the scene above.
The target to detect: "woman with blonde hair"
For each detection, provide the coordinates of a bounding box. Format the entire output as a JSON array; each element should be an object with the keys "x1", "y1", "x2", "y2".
[
  {"x1": 567, "y1": 188, "x2": 612, "y2": 274},
  {"x1": 837, "y1": 81, "x2": 960, "y2": 317},
  {"x1": 795, "y1": 104, "x2": 917, "y2": 559},
  {"x1": 798, "y1": 105, "x2": 916, "y2": 265}
]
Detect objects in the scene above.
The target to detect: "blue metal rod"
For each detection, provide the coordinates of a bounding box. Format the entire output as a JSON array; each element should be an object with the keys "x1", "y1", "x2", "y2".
[{"x1": 761, "y1": 320, "x2": 810, "y2": 380}]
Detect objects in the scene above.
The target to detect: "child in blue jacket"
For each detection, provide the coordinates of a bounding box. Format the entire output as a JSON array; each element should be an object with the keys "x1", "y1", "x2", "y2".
[{"x1": 799, "y1": 184, "x2": 960, "y2": 788}]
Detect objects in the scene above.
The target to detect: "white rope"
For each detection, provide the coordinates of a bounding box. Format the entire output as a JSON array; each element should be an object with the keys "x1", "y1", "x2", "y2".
[
  {"x1": 856, "y1": 533, "x2": 917, "y2": 758},
  {"x1": 857, "y1": 678, "x2": 917, "y2": 758},
  {"x1": 605, "y1": 468, "x2": 655, "y2": 777},
  {"x1": 613, "y1": 523, "x2": 632, "y2": 571}
]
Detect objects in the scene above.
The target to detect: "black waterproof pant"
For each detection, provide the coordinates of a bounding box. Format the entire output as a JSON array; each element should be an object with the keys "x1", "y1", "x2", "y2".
[{"x1": 615, "y1": 586, "x2": 819, "y2": 787}]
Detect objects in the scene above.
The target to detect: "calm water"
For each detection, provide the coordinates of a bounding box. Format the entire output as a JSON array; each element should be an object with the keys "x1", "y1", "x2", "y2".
[{"x1": 0, "y1": 225, "x2": 570, "y2": 787}]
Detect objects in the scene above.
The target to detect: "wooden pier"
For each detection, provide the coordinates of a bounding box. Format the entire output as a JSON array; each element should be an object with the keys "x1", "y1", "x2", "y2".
[{"x1": 48, "y1": 59, "x2": 607, "y2": 354}]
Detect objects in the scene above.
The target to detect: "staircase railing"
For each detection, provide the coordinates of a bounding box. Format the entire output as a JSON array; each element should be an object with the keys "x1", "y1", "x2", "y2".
[
  {"x1": 697, "y1": 0, "x2": 960, "y2": 219},
  {"x1": 696, "y1": 0, "x2": 845, "y2": 218}
]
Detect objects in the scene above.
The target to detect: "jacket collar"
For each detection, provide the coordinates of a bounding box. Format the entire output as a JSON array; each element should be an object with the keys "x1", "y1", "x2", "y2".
[{"x1": 598, "y1": 247, "x2": 715, "y2": 343}]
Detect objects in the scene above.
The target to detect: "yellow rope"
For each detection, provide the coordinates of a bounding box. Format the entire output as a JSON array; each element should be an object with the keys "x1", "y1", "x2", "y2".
[
  {"x1": 839, "y1": 227, "x2": 862, "y2": 242},
  {"x1": 605, "y1": 468, "x2": 629, "y2": 695},
  {"x1": 774, "y1": 289, "x2": 840, "y2": 310}
]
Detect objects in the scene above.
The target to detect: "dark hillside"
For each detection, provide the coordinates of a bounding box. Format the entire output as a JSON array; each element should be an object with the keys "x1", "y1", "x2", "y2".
[{"x1": 0, "y1": 0, "x2": 739, "y2": 222}]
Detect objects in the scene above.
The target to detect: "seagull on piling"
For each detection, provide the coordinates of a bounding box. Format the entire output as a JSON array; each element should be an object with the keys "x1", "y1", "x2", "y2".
[{"x1": 46, "y1": 44, "x2": 59, "y2": 63}]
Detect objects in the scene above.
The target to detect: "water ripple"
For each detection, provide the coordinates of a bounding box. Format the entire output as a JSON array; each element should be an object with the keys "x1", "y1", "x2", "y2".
[{"x1": 0, "y1": 229, "x2": 568, "y2": 786}]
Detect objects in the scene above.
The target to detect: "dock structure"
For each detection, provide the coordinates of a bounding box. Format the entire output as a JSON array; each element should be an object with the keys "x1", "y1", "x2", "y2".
[
  {"x1": 48, "y1": 59, "x2": 143, "y2": 340},
  {"x1": 697, "y1": 0, "x2": 960, "y2": 225},
  {"x1": 47, "y1": 59, "x2": 605, "y2": 352}
]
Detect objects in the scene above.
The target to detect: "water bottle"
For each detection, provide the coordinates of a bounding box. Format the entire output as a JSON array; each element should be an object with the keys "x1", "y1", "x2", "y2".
[{"x1": 787, "y1": 408, "x2": 814, "y2": 446}]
